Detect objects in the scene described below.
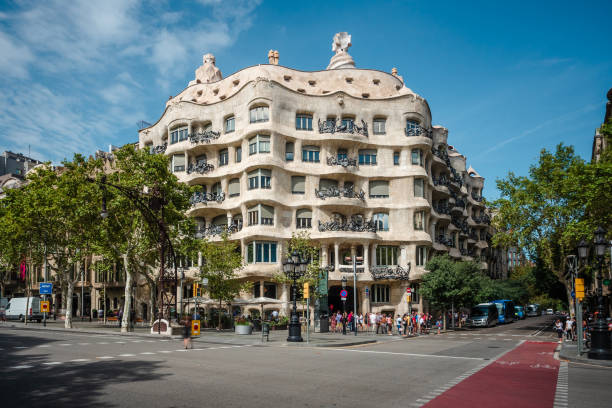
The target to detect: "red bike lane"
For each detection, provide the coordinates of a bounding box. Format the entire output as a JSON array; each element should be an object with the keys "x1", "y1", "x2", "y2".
[{"x1": 424, "y1": 341, "x2": 559, "y2": 408}]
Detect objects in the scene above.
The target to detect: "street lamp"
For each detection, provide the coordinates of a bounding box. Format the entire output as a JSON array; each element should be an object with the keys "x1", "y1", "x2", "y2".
[
  {"x1": 578, "y1": 239, "x2": 589, "y2": 261},
  {"x1": 283, "y1": 250, "x2": 308, "y2": 342},
  {"x1": 341, "y1": 276, "x2": 347, "y2": 335},
  {"x1": 581, "y1": 227, "x2": 612, "y2": 360}
]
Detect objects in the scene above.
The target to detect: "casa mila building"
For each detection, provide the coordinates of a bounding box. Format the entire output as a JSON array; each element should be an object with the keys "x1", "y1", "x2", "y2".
[{"x1": 138, "y1": 33, "x2": 493, "y2": 320}]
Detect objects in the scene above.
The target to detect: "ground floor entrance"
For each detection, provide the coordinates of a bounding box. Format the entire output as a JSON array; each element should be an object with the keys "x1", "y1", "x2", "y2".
[{"x1": 328, "y1": 285, "x2": 359, "y2": 314}]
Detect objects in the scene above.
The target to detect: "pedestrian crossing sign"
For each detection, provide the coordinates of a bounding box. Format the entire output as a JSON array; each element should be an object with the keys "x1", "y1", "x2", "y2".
[
  {"x1": 40, "y1": 301, "x2": 50, "y2": 313},
  {"x1": 191, "y1": 320, "x2": 201, "y2": 336}
]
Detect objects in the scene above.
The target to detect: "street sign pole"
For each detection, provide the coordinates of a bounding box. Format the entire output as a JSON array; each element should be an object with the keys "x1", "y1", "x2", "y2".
[
  {"x1": 306, "y1": 297, "x2": 310, "y2": 344},
  {"x1": 577, "y1": 300, "x2": 583, "y2": 355},
  {"x1": 353, "y1": 255, "x2": 357, "y2": 336}
]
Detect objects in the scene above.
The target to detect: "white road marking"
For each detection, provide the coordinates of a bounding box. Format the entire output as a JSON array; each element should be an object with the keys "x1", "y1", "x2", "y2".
[
  {"x1": 115, "y1": 341, "x2": 126, "y2": 344},
  {"x1": 59, "y1": 343, "x2": 72, "y2": 346},
  {"x1": 37, "y1": 345, "x2": 50, "y2": 348},
  {"x1": 10, "y1": 365, "x2": 33, "y2": 369},
  {"x1": 118, "y1": 353, "x2": 135, "y2": 357},
  {"x1": 13, "y1": 346, "x2": 27, "y2": 349},
  {"x1": 97, "y1": 356, "x2": 114, "y2": 359},
  {"x1": 78, "y1": 343, "x2": 90, "y2": 345},
  {"x1": 140, "y1": 352, "x2": 155, "y2": 355},
  {"x1": 554, "y1": 361, "x2": 569, "y2": 407},
  {"x1": 158, "y1": 350, "x2": 173, "y2": 353},
  {"x1": 70, "y1": 359, "x2": 90, "y2": 362},
  {"x1": 97, "y1": 342, "x2": 109, "y2": 344},
  {"x1": 328, "y1": 348, "x2": 486, "y2": 361},
  {"x1": 43, "y1": 362, "x2": 62, "y2": 365}
]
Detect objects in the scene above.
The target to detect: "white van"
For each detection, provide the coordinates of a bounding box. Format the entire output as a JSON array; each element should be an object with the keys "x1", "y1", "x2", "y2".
[{"x1": 5, "y1": 297, "x2": 43, "y2": 322}]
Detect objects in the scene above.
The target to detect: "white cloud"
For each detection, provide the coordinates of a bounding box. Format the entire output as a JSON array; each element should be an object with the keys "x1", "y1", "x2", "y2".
[{"x1": 0, "y1": 32, "x2": 34, "y2": 78}]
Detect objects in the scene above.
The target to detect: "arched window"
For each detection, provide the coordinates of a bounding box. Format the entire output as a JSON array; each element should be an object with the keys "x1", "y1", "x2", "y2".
[
  {"x1": 249, "y1": 134, "x2": 270, "y2": 155},
  {"x1": 170, "y1": 126, "x2": 188, "y2": 144},
  {"x1": 405, "y1": 119, "x2": 421, "y2": 136},
  {"x1": 411, "y1": 149, "x2": 424, "y2": 166},
  {"x1": 372, "y1": 213, "x2": 389, "y2": 231},
  {"x1": 250, "y1": 106, "x2": 269, "y2": 123},
  {"x1": 248, "y1": 169, "x2": 271, "y2": 190}
]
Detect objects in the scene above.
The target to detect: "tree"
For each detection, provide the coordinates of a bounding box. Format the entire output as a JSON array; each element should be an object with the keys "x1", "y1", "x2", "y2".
[
  {"x1": 492, "y1": 143, "x2": 612, "y2": 310},
  {"x1": 420, "y1": 255, "x2": 481, "y2": 329},
  {"x1": 198, "y1": 234, "x2": 248, "y2": 329}
]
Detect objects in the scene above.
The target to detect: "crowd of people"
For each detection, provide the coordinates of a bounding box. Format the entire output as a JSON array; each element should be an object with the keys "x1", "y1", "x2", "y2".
[{"x1": 329, "y1": 310, "x2": 444, "y2": 336}]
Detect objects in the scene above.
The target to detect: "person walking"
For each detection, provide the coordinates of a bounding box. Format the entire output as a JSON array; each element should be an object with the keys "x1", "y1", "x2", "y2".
[
  {"x1": 342, "y1": 312, "x2": 347, "y2": 335},
  {"x1": 330, "y1": 311, "x2": 337, "y2": 333},
  {"x1": 554, "y1": 319, "x2": 564, "y2": 342},
  {"x1": 182, "y1": 315, "x2": 192, "y2": 349},
  {"x1": 565, "y1": 318, "x2": 573, "y2": 341},
  {"x1": 386, "y1": 314, "x2": 393, "y2": 335}
]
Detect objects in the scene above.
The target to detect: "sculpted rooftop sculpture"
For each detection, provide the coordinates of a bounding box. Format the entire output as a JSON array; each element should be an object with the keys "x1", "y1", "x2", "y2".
[
  {"x1": 193, "y1": 53, "x2": 223, "y2": 84},
  {"x1": 327, "y1": 32, "x2": 355, "y2": 70}
]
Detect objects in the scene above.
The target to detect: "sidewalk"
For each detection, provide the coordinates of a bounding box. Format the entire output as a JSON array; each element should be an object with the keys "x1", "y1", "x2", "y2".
[
  {"x1": 558, "y1": 339, "x2": 612, "y2": 367},
  {"x1": 0, "y1": 320, "x2": 420, "y2": 347}
]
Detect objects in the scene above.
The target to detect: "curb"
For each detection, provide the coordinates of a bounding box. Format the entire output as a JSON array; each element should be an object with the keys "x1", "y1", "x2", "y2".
[
  {"x1": 313, "y1": 339, "x2": 378, "y2": 347},
  {"x1": 558, "y1": 341, "x2": 612, "y2": 368},
  {"x1": 0, "y1": 323, "x2": 172, "y2": 339}
]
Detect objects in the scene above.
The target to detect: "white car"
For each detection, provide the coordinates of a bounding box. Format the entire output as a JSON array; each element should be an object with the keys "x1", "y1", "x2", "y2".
[{"x1": 546, "y1": 308, "x2": 554, "y2": 315}]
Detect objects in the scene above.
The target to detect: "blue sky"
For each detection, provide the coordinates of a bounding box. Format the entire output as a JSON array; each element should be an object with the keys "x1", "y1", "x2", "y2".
[{"x1": 0, "y1": 0, "x2": 610, "y2": 200}]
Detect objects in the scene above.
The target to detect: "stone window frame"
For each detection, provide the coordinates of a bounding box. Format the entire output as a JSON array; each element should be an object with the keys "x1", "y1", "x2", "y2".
[
  {"x1": 246, "y1": 241, "x2": 278, "y2": 264},
  {"x1": 249, "y1": 134, "x2": 271, "y2": 155},
  {"x1": 218, "y1": 148, "x2": 229, "y2": 166},
  {"x1": 225, "y1": 115, "x2": 235, "y2": 133},
  {"x1": 170, "y1": 125, "x2": 188, "y2": 145},
  {"x1": 370, "y1": 284, "x2": 390, "y2": 303},
  {"x1": 296, "y1": 208, "x2": 312, "y2": 229},
  {"x1": 416, "y1": 246, "x2": 428, "y2": 266},
  {"x1": 302, "y1": 145, "x2": 320, "y2": 163},
  {"x1": 376, "y1": 245, "x2": 399, "y2": 266},
  {"x1": 249, "y1": 105, "x2": 269, "y2": 123},
  {"x1": 373, "y1": 117, "x2": 386, "y2": 135},
  {"x1": 295, "y1": 113, "x2": 313, "y2": 131},
  {"x1": 372, "y1": 212, "x2": 389, "y2": 231},
  {"x1": 247, "y1": 168, "x2": 272, "y2": 190}
]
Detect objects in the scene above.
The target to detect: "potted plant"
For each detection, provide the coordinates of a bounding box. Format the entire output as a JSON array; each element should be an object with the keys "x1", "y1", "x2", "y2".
[{"x1": 234, "y1": 316, "x2": 252, "y2": 335}]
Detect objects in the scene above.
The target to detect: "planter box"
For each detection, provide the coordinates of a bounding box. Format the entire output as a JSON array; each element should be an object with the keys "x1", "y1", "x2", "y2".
[{"x1": 235, "y1": 325, "x2": 252, "y2": 335}]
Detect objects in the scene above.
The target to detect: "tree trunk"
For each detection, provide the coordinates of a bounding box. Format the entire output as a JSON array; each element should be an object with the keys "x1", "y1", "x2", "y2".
[
  {"x1": 65, "y1": 279, "x2": 74, "y2": 329},
  {"x1": 443, "y1": 308, "x2": 447, "y2": 331},
  {"x1": 566, "y1": 284, "x2": 575, "y2": 318},
  {"x1": 61, "y1": 282, "x2": 67, "y2": 312},
  {"x1": 218, "y1": 299, "x2": 222, "y2": 330},
  {"x1": 1, "y1": 282, "x2": 5, "y2": 298},
  {"x1": 121, "y1": 256, "x2": 133, "y2": 333},
  {"x1": 149, "y1": 281, "x2": 156, "y2": 326}
]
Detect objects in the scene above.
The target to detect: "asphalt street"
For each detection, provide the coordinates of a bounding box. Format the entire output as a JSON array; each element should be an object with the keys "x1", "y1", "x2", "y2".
[{"x1": 0, "y1": 315, "x2": 610, "y2": 408}]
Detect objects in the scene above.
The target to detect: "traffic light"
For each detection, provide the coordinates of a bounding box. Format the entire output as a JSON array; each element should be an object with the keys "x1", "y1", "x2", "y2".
[
  {"x1": 192, "y1": 283, "x2": 199, "y2": 297},
  {"x1": 303, "y1": 282, "x2": 309, "y2": 299},
  {"x1": 575, "y1": 278, "x2": 584, "y2": 300}
]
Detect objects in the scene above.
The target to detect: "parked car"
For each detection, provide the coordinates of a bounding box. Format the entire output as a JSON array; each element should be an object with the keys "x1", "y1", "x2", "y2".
[
  {"x1": 514, "y1": 305, "x2": 526, "y2": 320},
  {"x1": 5, "y1": 297, "x2": 43, "y2": 322},
  {"x1": 546, "y1": 308, "x2": 554, "y2": 315},
  {"x1": 526, "y1": 304, "x2": 541, "y2": 317},
  {"x1": 0, "y1": 297, "x2": 9, "y2": 320}
]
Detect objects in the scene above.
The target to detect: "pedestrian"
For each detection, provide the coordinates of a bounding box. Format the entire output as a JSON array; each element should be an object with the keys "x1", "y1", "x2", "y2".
[
  {"x1": 335, "y1": 311, "x2": 342, "y2": 333},
  {"x1": 554, "y1": 319, "x2": 564, "y2": 342},
  {"x1": 358, "y1": 313, "x2": 364, "y2": 332},
  {"x1": 436, "y1": 316, "x2": 442, "y2": 335},
  {"x1": 375, "y1": 313, "x2": 381, "y2": 334},
  {"x1": 330, "y1": 312, "x2": 337, "y2": 333},
  {"x1": 396, "y1": 314, "x2": 402, "y2": 335},
  {"x1": 565, "y1": 318, "x2": 573, "y2": 341},
  {"x1": 182, "y1": 315, "x2": 192, "y2": 349},
  {"x1": 342, "y1": 312, "x2": 347, "y2": 335},
  {"x1": 386, "y1": 314, "x2": 393, "y2": 335}
]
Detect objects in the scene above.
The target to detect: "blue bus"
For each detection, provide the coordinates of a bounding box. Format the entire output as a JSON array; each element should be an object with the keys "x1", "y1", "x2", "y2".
[{"x1": 492, "y1": 300, "x2": 515, "y2": 324}]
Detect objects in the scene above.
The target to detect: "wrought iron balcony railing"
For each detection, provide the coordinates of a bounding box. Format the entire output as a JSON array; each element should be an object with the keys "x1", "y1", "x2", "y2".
[
  {"x1": 190, "y1": 192, "x2": 225, "y2": 206},
  {"x1": 451, "y1": 216, "x2": 469, "y2": 233},
  {"x1": 433, "y1": 202, "x2": 451, "y2": 215},
  {"x1": 318, "y1": 119, "x2": 368, "y2": 137},
  {"x1": 435, "y1": 235, "x2": 454, "y2": 247},
  {"x1": 315, "y1": 186, "x2": 366, "y2": 201},
  {"x1": 432, "y1": 146, "x2": 450, "y2": 163},
  {"x1": 371, "y1": 265, "x2": 411, "y2": 281},
  {"x1": 404, "y1": 125, "x2": 433, "y2": 139},
  {"x1": 459, "y1": 248, "x2": 468, "y2": 256},
  {"x1": 339, "y1": 267, "x2": 365, "y2": 273},
  {"x1": 189, "y1": 130, "x2": 221, "y2": 144},
  {"x1": 473, "y1": 215, "x2": 491, "y2": 225},
  {"x1": 150, "y1": 143, "x2": 167, "y2": 154},
  {"x1": 433, "y1": 175, "x2": 450, "y2": 187},
  {"x1": 471, "y1": 193, "x2": 484, "y2": 202},
  {"x1": 327, "y1": 156, "x2": 358, "y2": 168},
  {"x1": 195, "y1": 222, "x2": 241, "y2": 237},
  {"x1": 318, "y1": 217, "x2": 377, "y2": 233},
  {"x1": 187, "y1": 162, "x2": 215, "y2": 174}
]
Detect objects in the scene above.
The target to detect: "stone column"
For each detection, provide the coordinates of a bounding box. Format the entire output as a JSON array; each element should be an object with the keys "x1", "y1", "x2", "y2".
[
  {"x1": 259, "y1": 280, "x2": 265, "y2": 297},
  {"x1": 371, "y1": 244, "x2": 378, "y2": 267},
  {"x1": 228, "y1": 145, "x2": 235, "y2": 164},
  {"x1": 400, "y1": 245, "x2": 408, "y2": 267},
  {"x1": 280, "y1": 283, "x2": 290, "y2": 316},
  {"x1": 362, "y1": 285, "x2": 370, "y2": 315},
  {"x1": 334, "y1": 243, "x2": 340, "y2": 272},
  {"x1": 363, "y1": 243, "x2": 369, "y2": 274},
  {"x1": 321, "y1": 245, "x2": 329, "y2": 267}
]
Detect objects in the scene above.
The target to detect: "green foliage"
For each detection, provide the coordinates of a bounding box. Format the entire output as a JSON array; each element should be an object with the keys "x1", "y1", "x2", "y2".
[
  {"x1": 274, "y1": 231, "x2": 323, "y2": 297},
  {"x1": 420, "y1": 255, "x2": 482, "y2": 309}
]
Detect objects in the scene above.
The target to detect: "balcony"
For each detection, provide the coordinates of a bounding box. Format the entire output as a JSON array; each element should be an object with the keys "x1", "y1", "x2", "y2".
[
  {"x1": 190, "y1": 192, "x2": 225, "y2": 206},
  {"x1": 433, "y1": 202, "x2": 451, "y2": 215},
  {"x1": 327, "y1": 156, "x2": 357, "y2": 168},
  {"x1": 195, "y1": 222, "x2": 241, "y2": 237},
  {"x1": 435, "y1": 235, "x2": 454, "y2": 247},
  {"x1": 432, "y1": 146, "x2": 450, "y2": 164},
  {"x1": 405, "y1": 125, "x2": 433, "y2": 139},
  {"x1": 338, "y1": 266, "x2": 365, "y2": 273},
  {"x1": 371, "y1": 265, "x2": 410, "y2": 281},
  {"x1": 189, "y1": 129, "x2": 221, "y2": 144},
  {"x1": 187, "y1": 162, "x2": 215, "y2": 175},
  {"x1": 473, "y1": 215, "x2": 491, "y2": 225},
  {"x1": 451, "y1": 216, "x2": 469, "y2": 234},
  {"x1": 318, "y1": 119, "x2": 368, "y2": 137},
  {"x1": 471, "y1": 192, "x2": 484, "y2": 202},
  {"x1": 315, "y1": 186, "x2": 366, "y2": 201},
  {"x1": 318, "y1": 215, "x2": 376, "y2": 233},
  {"x1": 433, "y1": 175, "x2": 450, "y2": 187},
  {"x1": 150, "y1": 143, "x2": 167, "y2": 154}
]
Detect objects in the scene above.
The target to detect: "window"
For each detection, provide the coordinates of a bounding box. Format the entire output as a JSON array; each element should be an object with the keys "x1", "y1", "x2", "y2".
[
  {"x1": 302, "y1": 145, "x2": 320, "y2": 162},
  {"x1": 341, "y1": 117, "x2": 354, "y2": 132},
  {"x1": 248, "y1": 169, "x2": 271, "y2": 190},
  {"x1": 228, "y1": 178, "x2": 240, "y2": 197},
  {"x1": 414, "y1": 210, "x2": 425, "y2": 230},
  {"x1": 411, "y1": 285, "x2": 420, "y2": 303},
  {"x1": 319, "y1": 178, "x2": 338, "y2": 190},
  {"x1": 225, "y1": 116, "x2": 235, "y2": 133},
  {"x1": 247, "y1": 204, "x2": 274, "y2": 226},
  {"x1": 414, "y1": 178, "x2": 425, "y2": 198},
  {"x1": 211, "y1": 182, "x2": 222, "y2": 195},
  {"x1": 358, "y1": 149, "x2": 377, "y2": 165},
  {"x1": 372, "y1": 213, "x2": 389, "y2": 231},
  {"x1": 145, "y1": 142, "x2": 153, "y2": 154},
  {"x1": 212, "y1": 214, "x2": 227, "y2": 227},
  {"x1": 369, "y1": 180, "x2": 389, "y2": 198},
  {"x1": 406, "y1": 119, "x2": 420, "y2": 135},
  {"x1": 373, "y1": 119, "x2": 386, "y2": 134},
  {"x1": 235, "y1": 146, "x2": 242, "y2": 163},
  {"x1": 337, "y1": 148, "x2": 348, "y2": 161},
  {"x1": 295, "y1": 114, "x2": 313, "y2": 130},
  {"x1": 249, "y1": 134, "x2": 270, "y2": 155},
  {"x1": 291, "y1": 176, "x2": 305, "y2": 194},
  {"x1": 196, "y1": 154, "x2": 207, "y2": 165},
  {"x1": 170, "y1": 126, "x2": 188, "y2": 144},
  {"x1": 219, "y1": 149, "x2": 228, "y2": 166},
  {"x1": 416, "y1": 246, "x2": 428, "y2": 266},
  {"x1": 296, "y1": 208, "x2": 312, "y2": 229},
  {"x1": 393, "y1": 151, "x2": 400, "y2": 165},
  {"x1": 172, "y1": 154, "x2": 185, "y2": 172},
  {"x1": 370, "y1": 284, "x2": 390, "y2": 303},
  {"x1": 250, "y1": 106, "x2": 269, "y2": 123},
  {"x1": 376, "y1": 246, "x2": 398, "y2": 266},
  {"x1": 411, "y1": 149, "x2": 424, "y2": 166},
  {"x1": 285, "y1": 142, "x2": 294, "y2": 161},
  {"x1": 246, "y1": 241, "x2": 278, "y2": 263},
  {"x1": 264, "y1": 282, "x2": 277, "y2": 299}
]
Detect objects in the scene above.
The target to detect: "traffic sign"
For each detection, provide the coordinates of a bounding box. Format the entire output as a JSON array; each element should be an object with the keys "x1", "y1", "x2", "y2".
[
  {"x1": 39, "y1": 282, "x2": 53, "y2": 295},
  {"x1": 406, "y1": 287, "x2": 412, "y2": 294},
  {"x1": 40, "y1": 301, "x2": 50, "y2": 313},
  {"x1": 340, "y1": 289, "x2": 348, "y2": 300},
  {"x1": 303, "y1": 282, "x2": 309, "y2": 299},
  {"x1": 365, "y1": 287, "x2": 369, "y2": 296},
  {"x1": 191, "y1": 320, "x2": 201, "y2": 336},
  {"x1": 575, "y1": 278, "x2": 585, "y2": 300},
  {"x1": 571, "y1": 291, "x2": 575, "y2": 299}
]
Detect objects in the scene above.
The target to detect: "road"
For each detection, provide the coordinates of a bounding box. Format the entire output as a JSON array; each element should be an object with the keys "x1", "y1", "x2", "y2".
[{"x1": 1, "y1": 315, "x2": 610, "y2": 408}]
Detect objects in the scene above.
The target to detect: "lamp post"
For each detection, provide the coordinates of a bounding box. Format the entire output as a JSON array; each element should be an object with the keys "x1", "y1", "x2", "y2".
[
  {"x1": 589, "y1": 227, "x2": 611, "y2": 360},
  {"x1": 283, "y1": 250, "x2": 308, "y2": 342},
  {"x1": 341, "y1": 276, "x2": 347, "y2": 335}
]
